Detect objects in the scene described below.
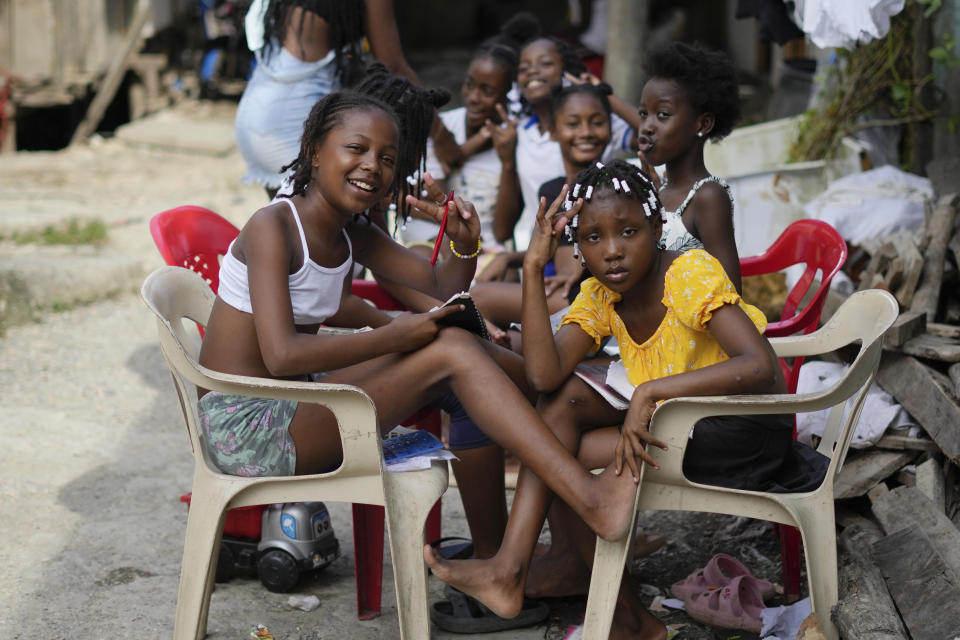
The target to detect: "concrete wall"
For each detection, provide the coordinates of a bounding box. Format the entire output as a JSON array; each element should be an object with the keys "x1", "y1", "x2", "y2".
[{"x1": 0, "y1": 0, "x2": 180, "y2": 83}]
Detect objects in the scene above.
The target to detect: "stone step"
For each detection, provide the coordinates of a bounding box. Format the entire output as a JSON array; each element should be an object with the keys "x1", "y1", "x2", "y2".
[{"x1": 0, "y1": 244, "x2": 152, "y2": 332}]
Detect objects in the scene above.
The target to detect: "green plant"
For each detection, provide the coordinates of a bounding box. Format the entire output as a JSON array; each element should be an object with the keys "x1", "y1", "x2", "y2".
[
  {"x1": 790, "y1": 0, "x2": 957, "y2": 164},
  {"x1": 7, "y1": 218, "x2": 108, "y2": 246}
]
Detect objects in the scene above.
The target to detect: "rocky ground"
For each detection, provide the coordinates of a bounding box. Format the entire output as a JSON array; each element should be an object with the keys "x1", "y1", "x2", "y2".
[{"x1": 0, "y1": 99, "x2": 797, "y2": 639}]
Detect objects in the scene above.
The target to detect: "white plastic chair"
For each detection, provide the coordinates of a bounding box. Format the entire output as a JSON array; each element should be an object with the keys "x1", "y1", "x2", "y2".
[
  {"x1": 580, "y1": 288, "x2": 899, "y2": 640},
  {"x1": 141, "y1": 266, "x2": 448, "y2": 640}
]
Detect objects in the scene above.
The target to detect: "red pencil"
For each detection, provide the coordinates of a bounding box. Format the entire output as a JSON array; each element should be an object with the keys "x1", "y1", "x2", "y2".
[{"x1": 430, "y1": 190, "x2": 455, "y2": 266}]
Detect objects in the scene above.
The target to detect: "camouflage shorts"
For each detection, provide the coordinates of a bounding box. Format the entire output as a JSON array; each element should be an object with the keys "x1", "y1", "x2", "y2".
[{"x1": 197, "y1": 392, "x2": 298, "y2": 477}]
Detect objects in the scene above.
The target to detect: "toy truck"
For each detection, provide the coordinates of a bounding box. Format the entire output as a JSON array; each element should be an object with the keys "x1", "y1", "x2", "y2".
[{"x1": 179, "y1": 496, "x2": 340, "y2": 593}]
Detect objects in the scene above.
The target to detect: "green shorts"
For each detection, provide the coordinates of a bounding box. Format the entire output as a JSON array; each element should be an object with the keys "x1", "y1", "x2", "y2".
[{"x1": 197, "y1": 392, "x2": 298, "y2": 476}]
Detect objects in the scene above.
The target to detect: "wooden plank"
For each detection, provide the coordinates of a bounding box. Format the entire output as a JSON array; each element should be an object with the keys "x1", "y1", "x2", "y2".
[
  {"x1": 928, "y1": 322, "x2": 960, "y2": 340},
  {"x1": 901, "y1": 333, "x2": 960, "y2": 363},
  {"x1": 916, "y1": 457, "x2": 946, "y2": 512},
  {"x1": 872, "y1": 524, "x2": 960, "y2": 640},
  {"x1": 876, "y1": 353, "x2": 960, "y2": 463},
  {"x1": 871, "y1": 486, "x2": 960, "y2": 574},
  {"x1": 832, "y1": 524, "x2": 909, "y2": 640},
  {"x1": 875, "y1": 433, "x2": 940, "y2": 452},
  {"x1": 69, "y1": 0, "x2": 151, "y2": 146},
  {"x1": 834, "y1": 449, "x2": 916, "y2": 500},
  {"x1": 883, "y1": 311, "x2": 926, "y2": 347},
  {"x1": 911, "y1": 194, "x2": 959, "y2": 321}
]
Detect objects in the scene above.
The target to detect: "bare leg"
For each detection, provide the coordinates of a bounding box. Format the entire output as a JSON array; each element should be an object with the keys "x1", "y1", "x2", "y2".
[
  {"x1": 425, "y1": 375, "x2": 635, "y2": 618},
  {"x1": 451, "y1": 443, "x2": 507, "y2": 559},
  {"x1": 526, "y1": 426, "x2": 622, "y2": 597},
  {"x1": 294, "y1": 329, "x2": 637, "y2": 554},
  {"x1": 471, "y1": 281, "x2": 569, "y2": 327}
]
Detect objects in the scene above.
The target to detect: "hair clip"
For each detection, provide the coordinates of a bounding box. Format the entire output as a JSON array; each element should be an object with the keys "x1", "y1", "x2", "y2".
[
  {"x1": 642, "y1": 203, "x2": 651, "y2": 218},
  {"x1": 585, "y1": 185, "x2": 594, "y2": 200},
  {"x1": 595, "y1": 161, "x2": 605, "y2": 170},
  {"x1": 622, "y1": 181, "x2": 631, "y2": 194},
  {"x1": 611, "y1": 177, "x2": 621, "y2": 191},
  {"x1": 572, "y1": 183, "x2": 581, "y2": 198}
]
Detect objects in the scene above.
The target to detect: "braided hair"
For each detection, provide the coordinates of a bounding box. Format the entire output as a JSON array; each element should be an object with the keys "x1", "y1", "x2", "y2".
[
  {"x1": 472, "y1": 38, "x2": 520, "y2": 89},
  {"x1": 262, "y1": 0, "x2": 366, "y2": 88},
  {"x1": 546, "y1": 82, "x2": 613, "y2": 128},
  {"x1": 280, "y1": 91, "x2": 399, "y2": 198},
  {"x1": 352, "y1": 63, "x2": 451, "y2": 227},
  {"x1": 505, "y1": 12, "x2": 588, "y2": 114},
  {"x1": 564, "y1": 159, "x2": 662, "y2": 261}
]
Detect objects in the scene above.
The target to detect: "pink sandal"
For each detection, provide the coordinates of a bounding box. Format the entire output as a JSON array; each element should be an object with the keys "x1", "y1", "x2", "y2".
[
  {"x1": 670, "y1": 553, "x2": 777, "y2": 600},
  {"x1": 683, "y1": 574, "x2": 765, "y2": 632}
]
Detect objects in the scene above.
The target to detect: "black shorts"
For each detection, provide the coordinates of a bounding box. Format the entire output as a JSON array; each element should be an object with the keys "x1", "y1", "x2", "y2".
[{"x1": 682, "y1": 414, "x2": 828, "y2": 493}]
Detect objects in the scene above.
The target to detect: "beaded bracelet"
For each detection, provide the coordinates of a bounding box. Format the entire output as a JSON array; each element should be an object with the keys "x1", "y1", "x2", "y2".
[{"x1": 449, "y1": 238, "x2": 482, "y2": 259}]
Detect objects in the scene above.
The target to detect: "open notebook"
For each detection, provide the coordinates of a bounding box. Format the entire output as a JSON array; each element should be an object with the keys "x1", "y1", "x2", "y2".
[{"x1": 574, "y1": 359, "x2": 634, "y2": 411}]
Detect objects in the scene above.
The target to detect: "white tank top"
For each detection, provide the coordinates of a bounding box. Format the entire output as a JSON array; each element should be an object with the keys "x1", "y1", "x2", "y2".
[{"x1": 218, "y1": 198, "x2": 352, "y2": 325}]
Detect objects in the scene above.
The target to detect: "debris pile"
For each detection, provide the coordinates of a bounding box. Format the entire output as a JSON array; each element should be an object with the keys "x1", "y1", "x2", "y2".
[{"x1": 825, "y1": 157, "x2": 960, "y2": 639}]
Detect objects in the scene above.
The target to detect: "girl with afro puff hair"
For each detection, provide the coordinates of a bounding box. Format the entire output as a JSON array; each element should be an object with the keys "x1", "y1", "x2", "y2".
[{"x1": 636, "y1": 41, "x2": 744, "y2": 293}]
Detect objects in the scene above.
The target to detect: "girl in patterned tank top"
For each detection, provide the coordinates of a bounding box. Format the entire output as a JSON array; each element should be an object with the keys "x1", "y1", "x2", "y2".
[{"x1": 636, "y1": 41, "x2": 743, "y2": 293}]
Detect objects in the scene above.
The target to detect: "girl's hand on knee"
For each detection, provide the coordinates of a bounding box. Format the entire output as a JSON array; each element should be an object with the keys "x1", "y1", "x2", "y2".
[
  {"x1": 385, "y1": 304, "x2": 464, "y2": 352},
  {"x1": 615, "y1": 388, "x2": 667, "y2": 482},
  {"x1": 476, "y1": 252, "x2": 511, "y2": 282}
]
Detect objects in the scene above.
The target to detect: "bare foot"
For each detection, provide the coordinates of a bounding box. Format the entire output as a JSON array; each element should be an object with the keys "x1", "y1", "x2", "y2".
[
  {"x1": 524, "y1": 545, "x2": 589, "y2": 598},
  {"x1": 422, "y1": 546, "x2": 525, "y2": 619},
  {"x1": 583, "y1": 466, "x2": 641, "y2": 541}
]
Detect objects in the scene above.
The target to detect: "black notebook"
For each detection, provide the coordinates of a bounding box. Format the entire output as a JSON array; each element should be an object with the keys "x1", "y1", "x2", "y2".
[{"x1": 434, "y1": 292, "x2": 490, "y2": 341}]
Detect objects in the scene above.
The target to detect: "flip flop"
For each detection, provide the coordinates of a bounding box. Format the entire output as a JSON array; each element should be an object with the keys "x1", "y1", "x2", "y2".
[
  {"x1": 683, "y1": 574, "x2": 765, "y2": 633},
  {"x1": 428, "y1": 536, "x2": 474, "y2": 561},
  {"x1": 430, "y1": 586, "x2": 549, "y2": 633},
  {"x1": 671, "y1": 552, "x2": 777, "y2": 601}
]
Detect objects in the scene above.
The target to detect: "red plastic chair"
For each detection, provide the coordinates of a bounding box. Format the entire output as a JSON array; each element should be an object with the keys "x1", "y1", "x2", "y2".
[
  {"x1": 739, "y1": 218, "x2": 848, "y2": 602},
  {"x1": 149, "y1": 206, "x2": 240, "y2": 337},
  {"x1": 149, "y1": 205, "x2": 442, "y2": 619},
  {"x1": 740, "y1": 218, "x2": 848, "y2": 392}
]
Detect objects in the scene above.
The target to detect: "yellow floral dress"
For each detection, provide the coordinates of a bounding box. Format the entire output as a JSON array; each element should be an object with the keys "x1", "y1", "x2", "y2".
[{"x1": 560, "y1": 249, "x2": 767, "y2": 387}]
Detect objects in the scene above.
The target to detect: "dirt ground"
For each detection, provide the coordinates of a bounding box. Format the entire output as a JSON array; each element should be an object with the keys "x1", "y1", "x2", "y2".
[{"x1": 0, "y1": 96, "x2": 799, "y2": 639}]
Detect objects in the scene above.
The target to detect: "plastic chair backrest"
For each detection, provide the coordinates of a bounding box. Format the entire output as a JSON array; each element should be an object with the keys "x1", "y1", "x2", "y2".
[
  {"x1": 740, "y1": 219, "x2": 847, "y2": 394},
  {"x1": 740, "y1": 218, "x2": 847, "y2": 338},
  {"x1": 149, "y1": 205, "x2": 240, "y2": 293},
  {"x1": 141, "y1": 265, "x2": 445, "y2": 639},
  {"x1": 579, "y1": 289, "x2": 898, "y2": 640},
  {"x1": 141, "y1": 266, "x2": 385, "y2": 492}
]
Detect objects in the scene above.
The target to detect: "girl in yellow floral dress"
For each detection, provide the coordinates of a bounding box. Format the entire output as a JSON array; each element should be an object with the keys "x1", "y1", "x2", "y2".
[{"x1": 425, "y1": 159, "x2": 823, "y2": 639}]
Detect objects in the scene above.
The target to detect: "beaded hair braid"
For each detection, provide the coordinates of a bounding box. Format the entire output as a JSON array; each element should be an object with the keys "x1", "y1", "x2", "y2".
[
  {"x1": 564, "y1": 159, "x2": 663, "y2": 261},
  {"x1": 352, "y1": 64, "x2": 451, "y2": 227}
]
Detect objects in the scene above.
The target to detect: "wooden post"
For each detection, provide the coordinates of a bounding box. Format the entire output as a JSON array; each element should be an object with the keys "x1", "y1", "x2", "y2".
[
  {"x1": 911, "y1": 194, "x2": 959, "y2": 321},
  {"x1": 604, "y1": 0, "x2": 648, "y2": 105},
  {"x1": 832, "y1": 524, "x2": 909, "y2": 640},
  {"x1": 69, "y1": 0, "x2": 151, "y2": 146}
]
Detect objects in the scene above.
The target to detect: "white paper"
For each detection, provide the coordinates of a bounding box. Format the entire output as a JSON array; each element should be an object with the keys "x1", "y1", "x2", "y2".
[{"x1": 761, "y1": 597, "x2": 811, "y2": 639}]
